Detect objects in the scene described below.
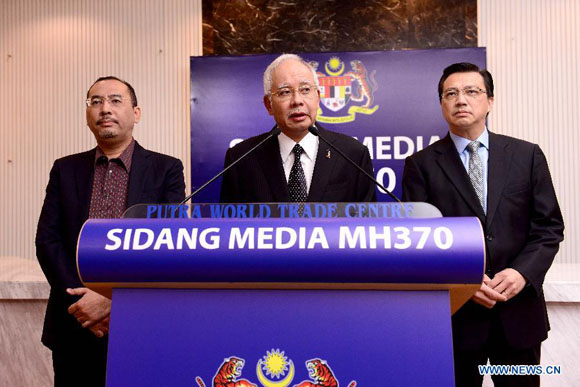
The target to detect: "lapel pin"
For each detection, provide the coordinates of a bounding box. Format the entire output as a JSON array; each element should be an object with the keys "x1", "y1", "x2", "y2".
[{"x1": 326, "y1": 149, "x2": 331, "y2": 159}]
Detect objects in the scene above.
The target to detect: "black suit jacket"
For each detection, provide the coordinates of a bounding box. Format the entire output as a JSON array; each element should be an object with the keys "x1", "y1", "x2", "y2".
[
  {"x1": 402, "y1": 132, "x2": 564, "y2": 349},
  {"x1": 220, "y1": 125, "x2": 376, "y2": 203},
  {"x1": 35, "y1": 141, "x2": 185, "y2": 350}
]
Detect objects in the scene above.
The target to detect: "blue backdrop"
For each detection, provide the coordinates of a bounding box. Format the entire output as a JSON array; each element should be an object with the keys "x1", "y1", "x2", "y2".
[{"x1": 190, "y1": 48, "x2": 486, "y2": 202}]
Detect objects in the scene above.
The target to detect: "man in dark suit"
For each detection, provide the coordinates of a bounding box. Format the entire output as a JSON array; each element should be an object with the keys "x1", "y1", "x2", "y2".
[
  {"x1": 35, "y1": 76, "x2": 185, "y2": 387},
  {"x1": 220, "y1": 54, "x2": 375, "y2": 203},
  {"x1": 402, "y1": 63, "x2": 564, "y2": 386}
]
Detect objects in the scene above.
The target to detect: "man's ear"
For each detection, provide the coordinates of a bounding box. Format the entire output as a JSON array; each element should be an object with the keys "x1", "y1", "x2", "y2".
[
  {"x1": 133, "y1": 106, "x2": 142, "y2": 124},
  {"x1": 487, "y1": 96, "x2": 494, "y2": 113},
  {"x1": 263, "y1": 95, "x2": 274, "y2": 116}
]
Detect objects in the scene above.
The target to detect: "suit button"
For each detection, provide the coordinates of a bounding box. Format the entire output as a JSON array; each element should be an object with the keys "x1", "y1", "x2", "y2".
[{"x1": 486, "y1": 235, "x2": 493, "y2": 241}]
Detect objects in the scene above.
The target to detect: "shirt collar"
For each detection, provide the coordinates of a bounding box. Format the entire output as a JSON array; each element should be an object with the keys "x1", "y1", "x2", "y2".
[
  {"x1": 278, "y1": 129, "x2": 319, "y2": 162},
  {"x1": 94, "y1": 138, "x2": 136, "y2": 172},
  {"x1": 449, "y1": 128, "x2": 489, "y2": 154}
]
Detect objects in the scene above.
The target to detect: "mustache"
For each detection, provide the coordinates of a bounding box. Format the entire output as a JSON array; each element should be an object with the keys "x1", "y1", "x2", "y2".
[
  {"x1": 96, "y1": 116, "x2": 119, "y2": 125},
  {"x1": 287, "y1": 108, "x2": 309, "y2": 117}
]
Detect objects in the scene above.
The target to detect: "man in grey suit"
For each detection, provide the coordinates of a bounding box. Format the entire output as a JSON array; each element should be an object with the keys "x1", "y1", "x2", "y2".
[
  {"x1": 36, "y1": 76, "x2": 185, "y2": 387},
  {"x1": 220, "y1": 54, "x2": 376, "y2": 204},
  {"x1": 402, "y1": 63, "x2": 564, "y2": 386}
]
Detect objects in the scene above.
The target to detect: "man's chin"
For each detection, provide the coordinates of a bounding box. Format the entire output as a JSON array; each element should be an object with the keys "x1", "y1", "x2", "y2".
[
  {"x1": 97, "y1": 130, "x2": 117, "y2": 139},
  {"x1": 284, "y1": 121, "x2": 313, "y2": 132},
  {"x1": 280, "y1": 126, "x2": 310, "y2": 141}
]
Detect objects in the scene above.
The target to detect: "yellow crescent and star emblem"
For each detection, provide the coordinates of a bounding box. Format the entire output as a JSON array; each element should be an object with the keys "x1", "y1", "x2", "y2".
[{"x1": 256, "y1": 349, "x2": 295, "y2": 387}]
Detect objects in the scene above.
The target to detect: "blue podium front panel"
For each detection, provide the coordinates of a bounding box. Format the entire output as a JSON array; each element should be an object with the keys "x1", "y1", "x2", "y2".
[
  {"x1": 107, "y1": 288, "x2": 453, "y2": 387},
  {"x1": 78, "y1": 216, "x2": 484, "y2": 288}
]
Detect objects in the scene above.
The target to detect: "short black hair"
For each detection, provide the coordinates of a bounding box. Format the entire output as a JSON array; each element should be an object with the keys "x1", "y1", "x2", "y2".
[
  {"x1": 438, "y1": 63, "x2": 494, "y2": 102},
  {"x1": 87, "y1": 76, "x2": 138, "y2": 107}
]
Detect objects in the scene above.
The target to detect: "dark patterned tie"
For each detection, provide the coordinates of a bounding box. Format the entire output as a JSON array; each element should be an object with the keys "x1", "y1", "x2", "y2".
[
  {"x1": 466, "y1": 141, "x2": 484, "y2": 210},
  {"x1": 288, "y1": 144, "x2": 307, "y2": 202}
]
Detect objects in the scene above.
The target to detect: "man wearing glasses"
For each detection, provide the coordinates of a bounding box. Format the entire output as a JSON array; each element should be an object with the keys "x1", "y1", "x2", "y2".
[
  {"x1": 36, "y1": 76, "x2": 185, "y2": 386},
  {"x1": 220, "y1": 54, "x2": 376, "y2": 203},
  {"x1": 402, "y1": 63, "x2": 564, "y2": 386}
]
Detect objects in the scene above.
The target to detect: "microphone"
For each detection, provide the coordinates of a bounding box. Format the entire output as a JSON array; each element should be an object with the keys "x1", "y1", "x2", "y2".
[
  {"x1": 180, "y1": 126, "x2": 282, "y2": 204},
  {"x1": 308, "y1": 125, "x2": 402, "y2": 204}
]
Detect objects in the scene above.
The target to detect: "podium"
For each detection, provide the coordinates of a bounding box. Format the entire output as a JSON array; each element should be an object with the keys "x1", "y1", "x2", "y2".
[{"x1": 77, "y1": 202, "x2": 484, "y2": 386}]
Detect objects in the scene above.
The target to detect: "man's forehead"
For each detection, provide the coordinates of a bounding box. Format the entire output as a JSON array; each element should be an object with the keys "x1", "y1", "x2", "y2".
[
  {"x1": 444, "y1": 71, "x2": 485, "y2": 88},
  {"x1": 88, "y1": 79, "x2": 129, "y2": 96},
  {"x1": 272, "y1": 60, "x2": 314, "y2": 84}
]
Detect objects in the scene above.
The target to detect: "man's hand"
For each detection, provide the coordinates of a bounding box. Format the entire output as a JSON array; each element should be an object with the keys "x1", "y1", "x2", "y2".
[
  {"x1": 67, "y1": 287, "x2": 111, "y2": 337},
  {"x1": 471, "y1": 274, "x2": 508, "y2": 308},
  {"x1": 88, "y1": 316, "x2": 110, "y2": 338},
  {"x1": 487, "y1": 268, "x2": 527, "y2": 301}
]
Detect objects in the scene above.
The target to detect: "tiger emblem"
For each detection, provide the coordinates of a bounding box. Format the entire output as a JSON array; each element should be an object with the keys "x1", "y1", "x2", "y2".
[
  {"x1": 293, "y1": 358, "x2": 356, "y2": 387},
  {"x1": 307, "y1": 61, "x2": 326, "y2": 81},
  {"x1": 195, "y1": 356, "x2": 257, "y2": 387},
  {"x1": 345, "y1": 60, "x2": 377, "y2": 109}
]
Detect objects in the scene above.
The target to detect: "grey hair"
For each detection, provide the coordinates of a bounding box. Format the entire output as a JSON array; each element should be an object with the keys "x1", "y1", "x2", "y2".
[{"x1": 263, "y1": 53, "x2": 320, "y2": 98}]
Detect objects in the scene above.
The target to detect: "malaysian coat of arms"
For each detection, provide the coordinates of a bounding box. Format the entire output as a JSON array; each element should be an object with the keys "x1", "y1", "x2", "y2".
[
  {"x1": 310, "y1": 57, "x2": 379, "y2": 124},
  {"x1": 195, "y1": 349, "x2": 357, "y2": 387}
]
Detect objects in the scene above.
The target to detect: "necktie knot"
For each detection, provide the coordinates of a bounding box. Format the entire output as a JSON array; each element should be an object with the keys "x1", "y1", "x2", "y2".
[
  {"x1": 466, "y1": 141, "x2": 481, "y2": 154},
  {"x1": 292, "y1": 144, "x2": 304, "y2": 158}
]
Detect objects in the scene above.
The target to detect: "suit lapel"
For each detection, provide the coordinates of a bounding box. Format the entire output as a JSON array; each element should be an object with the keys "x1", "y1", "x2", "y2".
[
  {"x1": 127, "y1": 142, "x2": 151, "y2": 207},
  {"x1": 486, "y1": 132, "x2": 511, "y2": 227},
  {"x1": 308, "y1": 127, "x2": 338, "y2": 202},
  {"x1": 435, "y1": 135, "x2": 486, "y2": 219},
  {"x1": 256, "y1": 135, "x2": 290, "y2": 202},
  {"x1": 76, "y1": 149, "x2": 96, "y2": 220}
]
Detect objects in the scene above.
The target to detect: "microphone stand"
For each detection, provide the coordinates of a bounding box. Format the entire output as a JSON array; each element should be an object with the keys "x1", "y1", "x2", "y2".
[
  {"x1": 180, "y1": 126, "x2": 281, "y2": 204},
  {"x1": 308, "y1": 125, "x2": 403, "y2": 204}
]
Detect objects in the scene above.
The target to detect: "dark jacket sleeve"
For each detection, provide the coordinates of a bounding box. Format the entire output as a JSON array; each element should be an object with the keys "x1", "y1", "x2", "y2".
[
  {"x1": 35, "y1": 161, "x2": 84, "y2": 293},
  {"x1": 508, "y1": 145, "x2": 564, "y2": 293},
  {"x1": 357, "y1": 144, "x2": 377, "y2": 202},
  {"x1": 161, "y1": 157, "x2": 186, "y2": 203},
  {"x1": 401, "y1": 154, "x2": 428, "y2": 202}
]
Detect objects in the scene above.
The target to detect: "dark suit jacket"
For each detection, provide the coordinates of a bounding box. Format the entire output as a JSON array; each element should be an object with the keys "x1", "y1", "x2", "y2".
[
  {"x1": 35, "y1": 141, "x2": 185, "y2": 350},
  {"x1": 220, "y1": 125, "x2": 376, "y2": 203},
  {"x1": 402, "y1": 132, "x2": 564, "y2": 350}
]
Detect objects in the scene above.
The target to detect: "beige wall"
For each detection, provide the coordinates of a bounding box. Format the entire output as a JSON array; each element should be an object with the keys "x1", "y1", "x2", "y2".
[
  {"x1": 0, "y1": 0, "x2": 578, "y2": 283},
  {"x1": 479, "y1": 0, "x2": 579, "y2": 281},
  {"x1": 0, "y1": 0, "x2": 202, "y2": 261}
]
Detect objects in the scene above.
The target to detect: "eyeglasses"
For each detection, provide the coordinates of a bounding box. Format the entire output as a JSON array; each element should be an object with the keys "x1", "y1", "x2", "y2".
[
  {"x1": 441, "y1": 87, "x2": 487, "y2": 101},
  {"x1": 271, "y1": 83, "x2": 317, "y2": 100},
  {"x1": 85, "y1": 95, "x2": 127, "y2": 108}
]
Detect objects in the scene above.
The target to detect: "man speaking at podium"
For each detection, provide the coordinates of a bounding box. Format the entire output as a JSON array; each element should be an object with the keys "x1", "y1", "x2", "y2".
[
  {"x1": 220, "y1": 54, "x2": 376, "y2": 203},
  {"x1": 35, "y1": 76, "x2": 185, "y2": 387},
  {"x1": 402, "y1": 63, "x2": 564, "y2": 386}
]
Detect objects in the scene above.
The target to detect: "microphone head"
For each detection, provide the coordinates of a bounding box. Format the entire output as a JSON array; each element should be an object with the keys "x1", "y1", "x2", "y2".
[
  {"x1": 270, "y1": 126, "x2": 282, "y2": 136},
  {"x1": 307, "y1": 125, "x2": 319, "y2": 136}
]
